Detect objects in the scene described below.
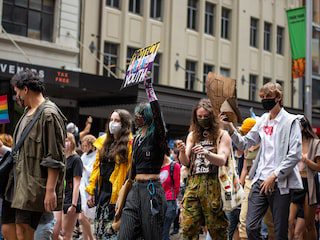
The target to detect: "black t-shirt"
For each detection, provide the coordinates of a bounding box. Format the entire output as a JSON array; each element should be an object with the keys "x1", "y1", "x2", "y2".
[{"x1": 64, "y1": 154, "x2": 83, "y2": 206}]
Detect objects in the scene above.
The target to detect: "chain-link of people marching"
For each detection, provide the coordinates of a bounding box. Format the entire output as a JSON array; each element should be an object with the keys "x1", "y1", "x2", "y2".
[{"x1": 0, "y1": 68, "x2": 320, "y2": 240}]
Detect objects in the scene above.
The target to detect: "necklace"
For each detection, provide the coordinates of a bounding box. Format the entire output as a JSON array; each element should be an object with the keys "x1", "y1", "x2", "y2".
[{"x1": 203, "y1": 130, "x2": 209, "y2": 138}]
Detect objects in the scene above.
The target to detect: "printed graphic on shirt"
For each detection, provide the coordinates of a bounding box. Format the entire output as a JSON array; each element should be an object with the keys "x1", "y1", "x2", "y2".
[
  {"x1": 263, "y1": 126, "x2": 274, "y2": 136},
  {"x1": 192, "y1": 140, "x2": 215, "y2": 174},
  {"x1": 160, "y1": 170, "x2": 169, "y2": 184}
]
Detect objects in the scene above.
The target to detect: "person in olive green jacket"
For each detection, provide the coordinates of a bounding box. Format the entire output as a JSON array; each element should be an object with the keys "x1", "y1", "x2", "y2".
[{"x1": 1, "y1": 69, "x2": 67, "y2": 240}]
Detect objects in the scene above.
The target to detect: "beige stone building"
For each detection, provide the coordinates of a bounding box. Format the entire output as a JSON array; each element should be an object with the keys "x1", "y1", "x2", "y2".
[
  {"x1": 0, "y1": 0, "x2": 80, "y2": 69},
  {"x1": 81, "y1": 0, "x2": 302, "y2": 108}
]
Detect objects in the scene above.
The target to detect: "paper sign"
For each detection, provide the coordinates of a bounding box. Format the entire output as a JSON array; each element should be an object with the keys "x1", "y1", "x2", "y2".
[
  {"x1": 205, "y1": 72, "x2": 236, "y2": 115},
  {"x1": 121, "y1": 42, "x2": 160, "y2": 89}
]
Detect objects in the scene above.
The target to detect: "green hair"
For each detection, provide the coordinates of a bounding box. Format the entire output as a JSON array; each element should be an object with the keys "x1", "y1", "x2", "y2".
[{"x1": 134, "y1": 102, "x2": 155, "y2": 138}]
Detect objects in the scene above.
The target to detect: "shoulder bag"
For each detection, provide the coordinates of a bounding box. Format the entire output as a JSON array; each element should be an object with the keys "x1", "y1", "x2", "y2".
[{"x1": 0, "y1": 104, "x2": 45, "y2": 199}]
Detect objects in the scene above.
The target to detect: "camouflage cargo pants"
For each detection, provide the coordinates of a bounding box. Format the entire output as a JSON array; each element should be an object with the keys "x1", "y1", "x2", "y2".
[{"x1": 181, "y1": 174, "x2": 228, "y2": 240}]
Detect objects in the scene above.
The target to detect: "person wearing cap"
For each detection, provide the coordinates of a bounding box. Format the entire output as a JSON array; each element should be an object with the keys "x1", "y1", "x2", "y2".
[{"x1": 222, "y1": 82, "x2": 302, "y2": 240}]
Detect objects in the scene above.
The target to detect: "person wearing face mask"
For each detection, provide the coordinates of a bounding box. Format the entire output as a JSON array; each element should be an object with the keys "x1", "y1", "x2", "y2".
[
  {"x1": 2, "y1": 69, "x2": 66, "y2": 240},
  {"x1": 85, "y1": 109, "x2": 133, "y2": 240},
  {"x1": 118, "y1": 77, "x2": 168, "y2": 240},
  {"x1": 176, "y1": 98, "x2": 231, "y2": 239},
  {"x1": 221, "y1": 82, "x2": 303, "y2": 240}
]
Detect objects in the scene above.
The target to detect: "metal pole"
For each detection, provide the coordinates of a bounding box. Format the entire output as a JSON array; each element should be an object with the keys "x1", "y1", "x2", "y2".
[{"x1": 305, "y1": 0, "x2": 313, "y2": 123}]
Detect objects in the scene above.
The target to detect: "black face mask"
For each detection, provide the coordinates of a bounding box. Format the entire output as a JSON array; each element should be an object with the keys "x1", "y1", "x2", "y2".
[
  {"x1": 261, "y1": 98, "x2": 277, "y2": 111},
  {"x1": 197, "y1": 117, "x2": 211, "y2": 129}
]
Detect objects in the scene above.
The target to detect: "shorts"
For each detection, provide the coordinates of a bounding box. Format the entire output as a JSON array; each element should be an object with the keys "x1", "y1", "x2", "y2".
[
  {"x1": 63, "y1": 203, "x2": 81, "y2": 214},
  {"x1": 291, "y1": 178, "x2": 308, "y2": 204},
  {"x1": 1, "y1": 200, "x2": 43, "y2": 230}
]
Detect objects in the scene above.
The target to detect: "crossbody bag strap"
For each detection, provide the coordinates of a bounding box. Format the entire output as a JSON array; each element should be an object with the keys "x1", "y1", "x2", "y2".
[{"x1": 12, "y1": 103, "x2": 46, "y2": 155}]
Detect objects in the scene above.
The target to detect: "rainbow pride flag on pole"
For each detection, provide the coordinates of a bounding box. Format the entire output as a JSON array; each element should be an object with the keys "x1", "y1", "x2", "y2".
[{"x1": 0, "y1": 95, "x2": 10, "y2": 124}]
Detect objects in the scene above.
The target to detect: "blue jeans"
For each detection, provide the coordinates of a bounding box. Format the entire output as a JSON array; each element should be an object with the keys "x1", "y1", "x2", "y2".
[
  {"x1": 225, "y1": 207, "x2": 241, "y2": 240},
  {"x1": 163, "y1": 200, "x2": 177, "y2": 240},
  {"x1": 34, "y1": 213, "x2": 55, "y2": 240}
]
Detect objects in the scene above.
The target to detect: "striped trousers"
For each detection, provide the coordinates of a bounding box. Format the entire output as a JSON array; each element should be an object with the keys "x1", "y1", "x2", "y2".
[{"x1": 118, "y1": 180, "x2": 167, "y2": 240}]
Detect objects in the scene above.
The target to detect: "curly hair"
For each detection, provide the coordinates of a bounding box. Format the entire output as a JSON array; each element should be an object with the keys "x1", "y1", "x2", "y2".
[
  {"x1": 100, "y1": 109, "x2": 132, "y2": 164},
  {"x1": 189, "y1": 99, "x2": 220, "y2": 146},
  {"x1": 82, "y1": 134, "x2": 97, "y2": 149},
  {"x1": 11, "y1": 68, "x2": 45, "y2": 93}
]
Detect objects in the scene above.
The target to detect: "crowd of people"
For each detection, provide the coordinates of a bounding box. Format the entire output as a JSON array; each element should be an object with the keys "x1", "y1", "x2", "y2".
[{"x1": 0, "y1": 68, "x2": 320, "y2": 240}]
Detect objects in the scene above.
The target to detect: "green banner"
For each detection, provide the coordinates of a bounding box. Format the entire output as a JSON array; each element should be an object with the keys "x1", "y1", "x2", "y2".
[{"x1": 287, "y1": 7, "x2": 306, "y2": 60}]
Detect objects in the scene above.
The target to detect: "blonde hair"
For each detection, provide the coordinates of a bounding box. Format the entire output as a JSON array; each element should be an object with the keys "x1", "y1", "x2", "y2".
[
  {"x1": 82, "y1": 134, "x2": 96, "y2": 148},
  {"x1": 66, "y1": 132, "x2": 76, "y2": 151},
  {"x1": 0, "y1": 133, "x2": 13, "y2": 147},
  {"x1": 259, "y1": 82, "x2": 283, "y2": 106}
]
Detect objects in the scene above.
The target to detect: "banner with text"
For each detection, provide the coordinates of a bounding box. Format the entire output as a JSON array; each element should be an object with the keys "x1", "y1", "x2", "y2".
[
  {"x1": 121, "y1": 42, "x2": 160, "y2": 89},
  {"x1": 287, "y1": 7, "x2": 306, "y2": 79},
  {"x1": 0, "y1": 95, "x2": 9, "y2": 124}
]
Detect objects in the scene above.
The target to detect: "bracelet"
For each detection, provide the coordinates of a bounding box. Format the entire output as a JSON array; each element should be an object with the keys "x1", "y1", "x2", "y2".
[{"x1": 71, "y1": 204, "x2": 77, "y2": 209}]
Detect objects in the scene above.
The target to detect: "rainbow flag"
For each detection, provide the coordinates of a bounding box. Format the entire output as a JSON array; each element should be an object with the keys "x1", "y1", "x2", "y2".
[{"x1": 0, "y1": 95, "x2": 10, "y2": 124}]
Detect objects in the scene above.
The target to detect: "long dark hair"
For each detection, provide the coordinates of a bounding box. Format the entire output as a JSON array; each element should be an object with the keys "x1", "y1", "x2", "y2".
[
  {"x1": 189, "y1": 98, "x2": 220, "y2": 145},
  {"x1": 300, "y1": 116, "x2": 318, "y2": 139},
  {"x1": 100, "y1": 109, "x2": 132, "y2": 163}
]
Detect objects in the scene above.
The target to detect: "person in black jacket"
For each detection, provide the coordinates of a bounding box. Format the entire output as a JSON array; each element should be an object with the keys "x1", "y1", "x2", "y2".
[{"x1": 118, "y1": 77, "x2": 167, "y2": 240}]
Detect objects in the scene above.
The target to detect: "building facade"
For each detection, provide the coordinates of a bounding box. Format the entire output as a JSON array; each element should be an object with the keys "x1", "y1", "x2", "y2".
[{"x1": 81, "y1": 0, "x2": 302, "y2": 108}]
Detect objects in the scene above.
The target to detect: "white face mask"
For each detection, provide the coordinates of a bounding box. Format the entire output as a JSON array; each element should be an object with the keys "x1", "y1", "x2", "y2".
[{"x1": 109, "y1": 121, "x2": 122, "y2": 135}]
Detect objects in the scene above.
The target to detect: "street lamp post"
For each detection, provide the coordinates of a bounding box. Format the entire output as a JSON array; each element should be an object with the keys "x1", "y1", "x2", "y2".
[{"x1": 305, "y1": 0, "x2": 313, "y2": 123}]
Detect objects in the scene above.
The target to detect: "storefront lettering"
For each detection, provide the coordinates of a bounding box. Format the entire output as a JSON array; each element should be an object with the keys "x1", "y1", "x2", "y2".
[
  {"x1": 55, "y1": 71, "x2": 70, "y2": 84},
  {"x1": 0, "y1": 63, "x2": 45, "y2": 79}
]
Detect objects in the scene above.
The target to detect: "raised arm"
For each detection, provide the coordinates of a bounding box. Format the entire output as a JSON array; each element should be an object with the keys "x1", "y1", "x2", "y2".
[{"x1": 144, "y1": 78, "x2": 167, "y2": 150}]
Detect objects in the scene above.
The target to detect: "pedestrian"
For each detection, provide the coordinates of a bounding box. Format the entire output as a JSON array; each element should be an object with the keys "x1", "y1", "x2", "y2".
[
  {"x1": 288, "y1": 116, "x2": 320, "y2": 240},
  {"x1": 0, "y1": 134, "x2": 13, "y2": 240},
  {"x1": 237, "y1": 118, "x2": 275, "y2": 240},
  {"x1": 1, "y1": 69, "x2": 66, "y2": 239},
  {"x1": 86, "y1": 109, "x2": 133, "y2": 239},
  {"x1": 176, "y1": 98, "x2": 231, "y2": 239},
  {"x1": 222, "y1": 82, "x2": 303, "y2": 240},
  {"x1": 160, "y1": 152, "x2": 180, "y2": 240},
  {"x1": 79, "y1": 134, "x2": 97, "y2": 240},
  {"x1": 118, "y1": 77, "x2": 167, "y2": 240}
]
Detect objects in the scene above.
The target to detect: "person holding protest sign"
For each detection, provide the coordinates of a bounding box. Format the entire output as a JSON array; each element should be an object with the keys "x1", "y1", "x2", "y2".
[
  {"x1": 118, "y1": 75, "x2": 167, "y2": 240},
  {"x1": 176, "y1": 98, "x2": 231, "y2": 239}
]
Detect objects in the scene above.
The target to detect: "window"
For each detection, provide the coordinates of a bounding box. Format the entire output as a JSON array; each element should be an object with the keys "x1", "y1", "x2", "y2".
[
  {"x1": 264, "y1": 22, "x2": 272, "y2": 51},
  {"x1": 313, "y1": 29, "x2": 320, "y2": 75},
  {"x1": 277, "y1": 26, "x2": 284, "y2": 55},
  {"x1": 221, "y1": 7, "x2": 231, "y2": 39},
  {"x1": 106, "y1": 0, "x2": 120, "y2": 8},
  {"x1": 249, "y1": 74, "x2": 257, "y2": 101},
  {"x1": 187, "y1": 0, "x2": 198, "y2": 30},
  {"x1": 204, "y1": 2, "x2": 215, "y2": 35},
  {"x1": 263, "y1": 77, "x2": 271, "y2": 85},
  {"x1": 152, "y1": 54, "x2": 161, "y2": 84},
  {"x1": 203, "y1": 64, "x2": 214, "y2": 92},
  {"x1": 127, "y1": 47, "x2": 138, "y2": 63},
  {"x1": 150, "y1": 0, "x2": 162, "y2": 20},
  {"x1": 129, "y1": 0, "x2": 141, "y2": 14},
  {"x1": 250, "y1": 18, "x2": 259, "y2": 48},
  {"x1": 185, "y1": 60, "x2": 196, "y2": 90},
  {"x1": 2, "y1": 0, "x2": 54, "y2": 41},
  {"x1": 276, "y1": 80, "x2": 284, "y2": 89},
  {"x1": 220, "y1": 67, "x2": 230, "y2": 77},
  {"x1": 104, "y1": 42, "x2": 118, "y2": 77}
]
